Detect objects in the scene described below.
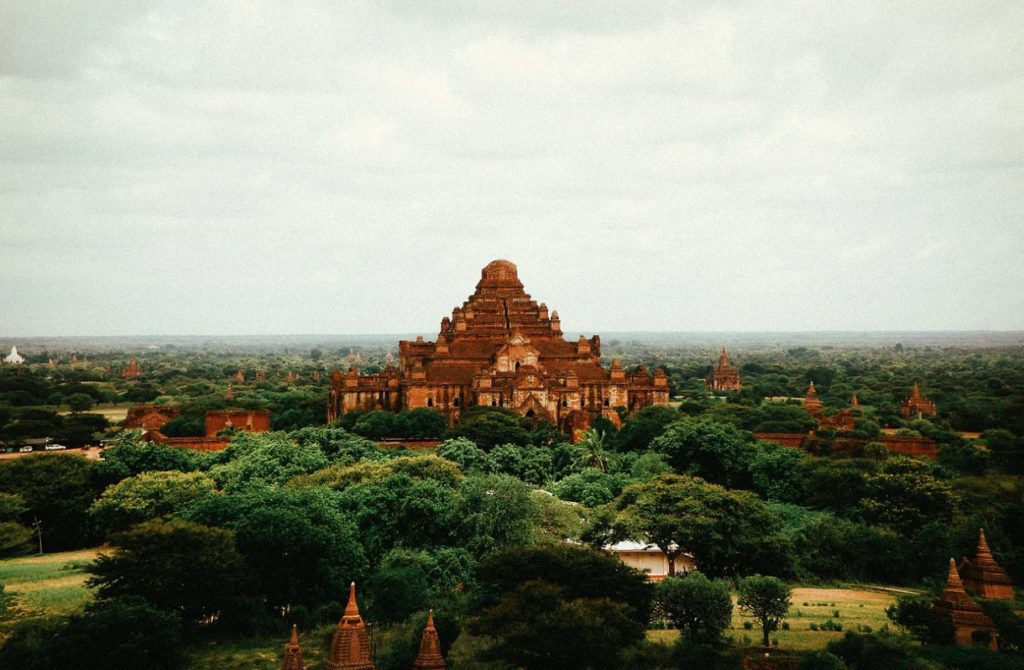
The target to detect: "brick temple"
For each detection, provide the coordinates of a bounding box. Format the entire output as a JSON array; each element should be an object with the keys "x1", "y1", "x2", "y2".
[
  {"x1": 934, "y1": 558, "x2": 998, "y2": 649},
  {"x1": 708, "y1": 348, "x2": 742, "y2": 391},
  {"x1": 900, "y1": 382, "x2": 937, "y2": 418},
  {"x1": 328, "y1": 260, "x2": 669, "y2": 435},
  {"x1": 960, "y1": 529, "x2": 1015, "y2": 600}
]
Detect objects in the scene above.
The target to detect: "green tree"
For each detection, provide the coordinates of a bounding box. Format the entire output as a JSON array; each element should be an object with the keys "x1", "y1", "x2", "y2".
[
  {"x1": 737, "y1": 575, "x2": 791, "y2": 647},
  {"x1": 860, "y1": 469, "x2": 956, "y2": 535},
  {"x1": 89, "y1": 471, "x2": 218, "y2": 535},
  {"x1": 66, "y1": 392, "x2": 94, "y2": 413},
  {"x1": 50, "y1": 596, "x2": 184, "y2": 670},
  {"x1": 182, "y1": 485, "x2": 367, "y2": 613},
  {"x1": 352, "y1": 410, "x2": 399, "y2": 439},
  {"x1": 88, "y1": 519, "x2": 245, "y2": 624},
  {"x1": 435, "y1": 437, "x2": 493, "y2": 474},
  {"x1": 749, "y1": 444, "x2": 807, "y2": 502},
  {"x1": 651, "y1": 417, "x2": 758, "y2": 488},
  {"x1": 210, "y1": 432, "x2": 328, "y2": 490},
  {"x1": 589, "y1": 474, "x2": 787, "y2": 577},
  {"x1": 456, "y1": 474, "x2": 538, "y2": 557},
  {"x1": 468, "y1": 544, "x2": 652, "y2": 670},
  {"x1": 0, "y1": 454, "x2": 102, "y2": 551},
  {"x1": 444, "y1": 407, "x2": 529, "y2": 450},
  {"x1": 396, "y1": 408, "x2": 447, "y2": 439},
  {"x1": 655, "y1": 572, "x2": 733, "y2": 643}
]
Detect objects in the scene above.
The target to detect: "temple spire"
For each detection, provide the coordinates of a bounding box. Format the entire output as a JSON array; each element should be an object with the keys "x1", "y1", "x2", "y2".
[
  {"x1": 413, "y1": 610, "x2": 447, "y2": 670},
  {"x1": 281, "y1": 624, "x2": 305, "y2": 670},
  {"x1": 327, "y1": 582, "x2": 375, "y2": 670}
]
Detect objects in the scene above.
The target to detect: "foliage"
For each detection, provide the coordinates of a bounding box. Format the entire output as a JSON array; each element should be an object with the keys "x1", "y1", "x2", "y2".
[
  {"x1": 209, "y1": 432, "x2": 328, "y2": 490},
  {"x1": 589, "y1": 474, "x2": 788, "y2": 577},
  {"x1": 435, "y1": 437, "x2": 493, "y2": 473},
  {"x1": 860, "y1": 468, "x2": 956, "y2": 535},
  {"x1": 181, "y1": 484, "x2": 367, "y2": 614},
  {"x1": 87, "y1": 518, "x2": 245, "y2": 624},
  {"x1": 655, "y1": 572, "x2": 733, "y2": 643},
  {"x1": 455, "y1": 473, "x2": 538, "y2": 557},
  {"x1": 650, "y1": 417, "x2": 759, "y2": 488},
  {"x1": 89, "y1": 470, "x2": 218, "y2": 535},
  {"x1": 444, "y1": 406, "x2": 530, "y2": 450},
  {"x1": 0, "y1": 454, "x2": 102, "y2": 551},
  {"x1": 885, "y1": 595, "x2": 954, "y2": 644},
  {"x1": 467, "y1": 544, "x2": 652, "y2": 670},
  {"x1": 549, "y1": 468, "x2": 632, "y2": 507},
  {"x1": 738, "y1": 575, "x2": 792, "y2": 647}
]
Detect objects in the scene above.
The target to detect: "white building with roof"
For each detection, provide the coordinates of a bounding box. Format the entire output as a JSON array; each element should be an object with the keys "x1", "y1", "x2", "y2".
[
  {"x1": 604, "y1": 541, "x2": 696, "y2": 580},
  {"x1": 4, "y1": 346, "x2": 25, "y2": 364}
]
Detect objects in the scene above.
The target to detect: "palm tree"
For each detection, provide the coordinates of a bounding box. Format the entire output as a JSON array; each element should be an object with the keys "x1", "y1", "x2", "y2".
[{"x1": 573, "y1": 429, "x2": 609, "y2": 472}]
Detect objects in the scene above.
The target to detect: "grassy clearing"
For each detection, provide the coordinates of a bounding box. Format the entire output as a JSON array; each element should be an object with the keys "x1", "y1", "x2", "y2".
[
  {"x1": 648, "y1": 586, "x2": 903, "y2": 652},
  {"x1": 0, "y1": 548, "x2": 100, "y2": 620}
]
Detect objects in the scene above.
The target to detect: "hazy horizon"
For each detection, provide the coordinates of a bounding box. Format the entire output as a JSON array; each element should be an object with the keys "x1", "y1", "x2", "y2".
[{"x1": 3, "y1": 2, "x2": 1023, "y2": 335}]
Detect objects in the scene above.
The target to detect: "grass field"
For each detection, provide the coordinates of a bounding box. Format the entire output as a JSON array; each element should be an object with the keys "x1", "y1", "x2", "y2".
[
  {"x1": 0, "y1": 549, "x2": 100, "y2": 625},
  {"x1": 648, "y1": 586, "x2": 906, "y2": 651}
]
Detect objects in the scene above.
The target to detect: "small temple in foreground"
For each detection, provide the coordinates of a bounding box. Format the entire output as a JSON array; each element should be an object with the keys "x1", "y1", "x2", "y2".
[
  {"x1": 960, "y1": 529, "x2": 1015, "y2": 600},
  {"x1": 328, "y1": 260, "x2": 669, "y2": 436},
  {"x1": 301, "y1": 582, "x2": 446, "y2": 670},
  {"x1": 934, "y1": 558, "x2": 998, "y2": 649},
  {"x1": 707, "y1": 348, "x2": 742, "y2": 391}
]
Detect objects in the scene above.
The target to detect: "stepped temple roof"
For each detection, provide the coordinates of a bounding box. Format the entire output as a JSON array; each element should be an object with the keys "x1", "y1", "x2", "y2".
[
  {"x1": 326, "y1": 583, "x2": 375, "y2": 670},
  {"x1": 328, "y1": 259, "x2": 669, "y2": 439},
  {"x1": 413, "y1": 610, "x2": 447, "y2": 670}
]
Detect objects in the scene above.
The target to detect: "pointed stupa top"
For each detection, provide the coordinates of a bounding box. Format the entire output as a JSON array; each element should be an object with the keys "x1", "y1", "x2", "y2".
[
  {"x1": 910, "y1": 382, "x2": 922, "y2": 400},
  {"x1": 719, "y1": 347, "x2": 730, "y2": 367},
  {"x1": 807, "y1": 381, "x2": 818, "y2": 397},
  {"x1": 4, "y1": 345, "x2": 25, "y2": 364},
  {"x1": 281, "y1": 624, "x2": 305, "y2": 670},
  {"x1": 947, "y1": 557, "x2": 964, "y2": 591},
  {"x1": 961, "y1": 528, "x2": 1015, "y2": 598},
  {"x1": 851, "y1": 393, "x2": 859, "y2": 408},
  {"x1": 326, "y1": 582, "x2": 375, "y2": 670},
  {"x1": 225, "y1": 384, "x2": 235, "y2": 401},
  {"x1": 413, "y1": 610, "x2": 447, "y2": 670}
]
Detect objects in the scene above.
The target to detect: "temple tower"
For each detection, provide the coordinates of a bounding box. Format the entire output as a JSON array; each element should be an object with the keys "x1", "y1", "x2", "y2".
[
  {"x1": 281, "y1": 624, "x2": 305, "y2": 670},
  {"x1": 708, "y1": 348, "x2": 742, "y2": 391},
  {"x1": 901, "y1": 382, "x2": 937, "y2": 418},
  {"x1": 803, "y1": 382, "x2": 823, "y2": 415},
  {"x1": 413, "y1": 610, "x2": 447, "y2": 670},
  {"x1": 934, "y1": 558, "x2": 998, "y2": 649},
  {"x1": 326, "y1": 583, "x2": 375, "y2": 670},
  {"x1": 121, "y1": 356, "x2": 142, "y2": 379},
  {"x1": 961, "y1": 529, "x2": 1015, "y2": 600}
]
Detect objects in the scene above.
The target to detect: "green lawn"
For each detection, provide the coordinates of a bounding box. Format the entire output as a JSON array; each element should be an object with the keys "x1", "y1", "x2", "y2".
[
  {"x1": 0, "y1": 548, "x2": 100, "y2": 625},
  {"x1": 649, "y1": 586, "x2": 907, "y2": 652}
]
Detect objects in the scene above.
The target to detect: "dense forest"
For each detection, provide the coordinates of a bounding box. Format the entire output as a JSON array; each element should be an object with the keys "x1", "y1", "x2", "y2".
[{"x1": 0, "y1": 336, "x2": 1022, "y2": 669}]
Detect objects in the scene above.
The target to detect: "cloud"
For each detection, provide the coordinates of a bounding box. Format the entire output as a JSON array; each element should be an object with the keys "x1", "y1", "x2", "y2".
[{"x1": 1, "y1": 0, "x2": 1022, "y2": 335}]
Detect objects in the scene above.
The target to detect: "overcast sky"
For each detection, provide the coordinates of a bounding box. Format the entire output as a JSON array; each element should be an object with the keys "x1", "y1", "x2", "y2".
[{"x1": 1, "y1": 1, "x2": 1022, "y2": 336}]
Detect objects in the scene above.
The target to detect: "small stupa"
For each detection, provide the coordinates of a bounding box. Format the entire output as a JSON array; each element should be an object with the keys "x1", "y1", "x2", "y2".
[
  {"x1": 934, "y1": 558, "x2": 998, "y2": 649},
  {"x1": 961, "y1": 529, "x2": 1015, "y2": 600},
  {"x1": 326, "y1": 583, "x2": 375, "y2": 670},
  {"x1": 802, "y1": 381, "x2": 823, "y2": 415},
  {"x1": 281, "y1": 624, "x2": 305, "y2": 670},
  {"x1": 4, "y1": 345, "x2": 25, "y2": 364},
  {"x1": 413, "y1": 610, "x2": 447, "y2": 670}
]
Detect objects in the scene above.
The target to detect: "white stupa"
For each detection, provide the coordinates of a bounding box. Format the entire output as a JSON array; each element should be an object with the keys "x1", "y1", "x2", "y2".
[{"x1": 4, "y1": 345, "x2": 25, "y2": 364}]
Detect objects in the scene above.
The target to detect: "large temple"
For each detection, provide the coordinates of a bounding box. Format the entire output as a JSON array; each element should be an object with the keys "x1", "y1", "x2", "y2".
[{"x1": 328, "y1": 260, "x2": 670, "y2": 435}]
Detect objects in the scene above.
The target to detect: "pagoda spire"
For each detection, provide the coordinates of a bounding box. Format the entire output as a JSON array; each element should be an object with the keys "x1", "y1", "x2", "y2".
[
  {"x1": 281, "y1": 624, "x2": 305, "y2": 670},
  {"x1": 961, "y1": 528, "x2": 1015, "y2": 599},
  {"x1": 934, "y1": 558, "x2": 998, "y2": 648},
  {"x1": 413, "y1": 610, "x2": 447, "y2": 670},
  {"x1": 326, "y1": 582, "x2": 375, "y2": 670}
]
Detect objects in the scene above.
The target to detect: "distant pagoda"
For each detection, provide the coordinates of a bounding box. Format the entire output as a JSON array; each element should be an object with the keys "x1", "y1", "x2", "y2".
[
  {"x1": 281, "y1": 624, "x2": 305, "y2": 670},
  {"x1": 121, "y1": 356, "x2": 142, "y2": 380},
  {"x1": 934, "y1": 558, "x2": 998, "y2": 649},
  {"x1": 901, "y1": 382, "x2": 937, "y2": 418},
  {"x1": 707, "y1": 348, "x2": 742, "y2": 392},
  {"x1": 4, "y1": 345, "x2": 25, "y2": 364},
  {"x1": 802, "y1": 381, "x2": 823, "y2": 415},
  {"x1": 413, "y1": 610, "x2": 447, "y2": 670},
  {"x1": 961, "y1": 529, "x2": 1015, "y2": 600},
  {"x1": 326, "y1": 583, "x2": 375, "y2": 670}
]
